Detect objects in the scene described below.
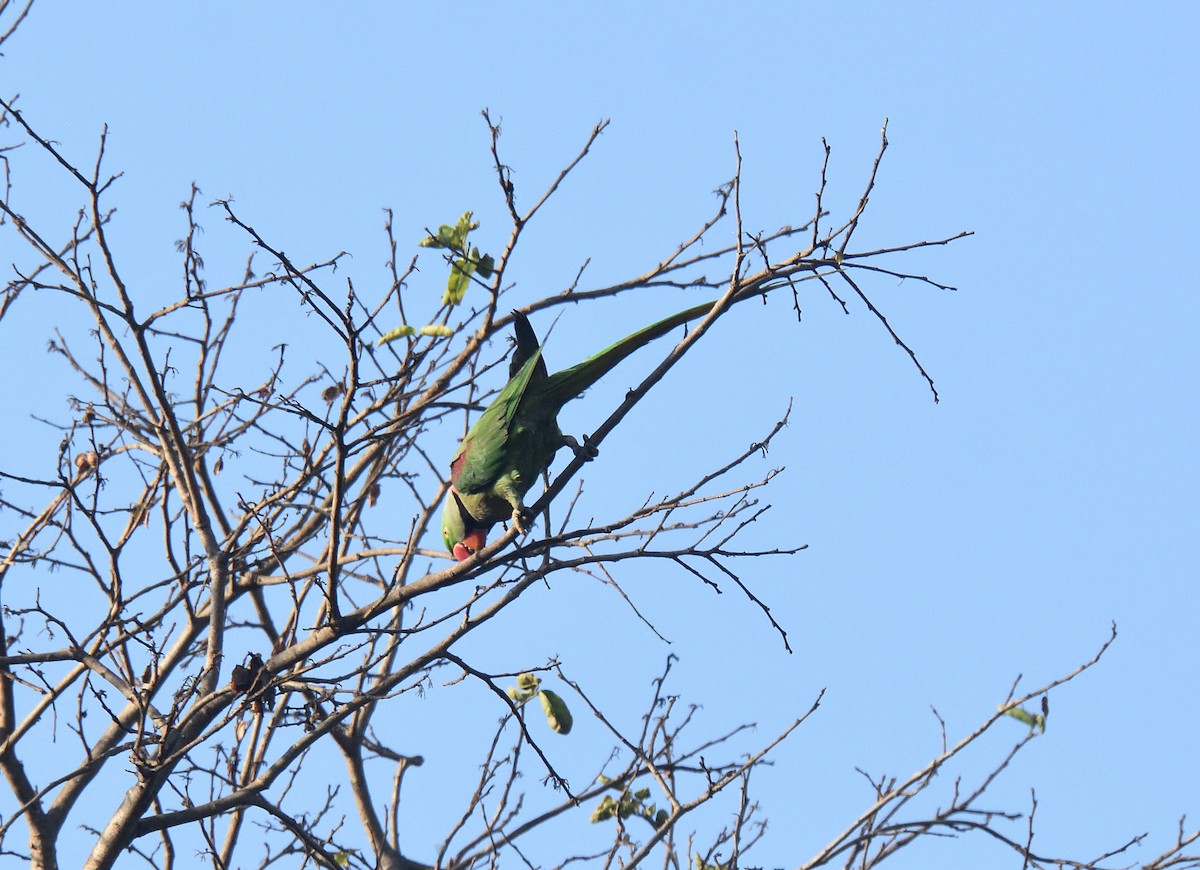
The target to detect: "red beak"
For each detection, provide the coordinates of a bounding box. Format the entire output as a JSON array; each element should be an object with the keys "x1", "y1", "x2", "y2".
[{"x1": 453, "y1": 528, "x2": 488, "y2": 562}]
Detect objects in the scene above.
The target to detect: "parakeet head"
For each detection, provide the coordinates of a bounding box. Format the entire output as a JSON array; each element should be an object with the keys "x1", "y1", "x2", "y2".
[{"x1": 442, "y1": 489, "x2": 490, "y2": 562}]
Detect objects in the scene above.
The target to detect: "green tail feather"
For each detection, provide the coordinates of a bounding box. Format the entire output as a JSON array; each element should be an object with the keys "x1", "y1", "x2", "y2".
[{"x1": 535, "y1": 300, "x2": 718, "y2": 410}]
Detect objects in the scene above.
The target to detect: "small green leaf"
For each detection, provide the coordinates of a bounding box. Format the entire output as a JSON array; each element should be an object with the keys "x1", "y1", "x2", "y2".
[
  {"x1": 418, "y1": 324, "x2": 454, "y2": 337},
  {"x1": 591, "y1": 795, "x2": 616, "y2": 823},
  {"x1": 378, "y1": 325, "x2": 416, "y2": 345},
  {"x1": 539, "y1": 689, "x2": 573, "y2": 734},
  {"x1": 454, "y1": 211, "x2": 479, "y2": 239},
  {"x1": 507, "y1": 673, "x2": 540, "y2": 705},
  {"x1": 443, "y1": 259, "x2": 473, "y2": 305},
  {"x1": 419, "y1": 211, "x2": 492, "y2": 307},
  {"x1": 419, "y1": 223, "x2": 457, "y2": 249},
  {"x1": 654, "y1": 809, "x2": 668, "y2": 829},
  {"x1": 1001, "y1": 703, "x2": 1046, "y2": 734}
]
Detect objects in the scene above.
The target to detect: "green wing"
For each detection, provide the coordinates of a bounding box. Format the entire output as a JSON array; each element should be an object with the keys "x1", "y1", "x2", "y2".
[{"x1": 450, "y1": 349, "x2": 544, "y2": 496}]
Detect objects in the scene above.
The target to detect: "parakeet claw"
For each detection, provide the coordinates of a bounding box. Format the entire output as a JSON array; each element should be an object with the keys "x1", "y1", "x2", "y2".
[
  {"x1": 511, "y1": 507, "x2": 532, "y2": 536},
  {"x1": 563, "y1": 433, "x2": 599, "y2": 461}
]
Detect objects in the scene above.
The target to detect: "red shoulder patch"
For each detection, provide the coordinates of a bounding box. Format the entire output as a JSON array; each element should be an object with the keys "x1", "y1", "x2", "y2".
[{"x1": 450, "y1": 440, "x2": 470, "y2": 483}]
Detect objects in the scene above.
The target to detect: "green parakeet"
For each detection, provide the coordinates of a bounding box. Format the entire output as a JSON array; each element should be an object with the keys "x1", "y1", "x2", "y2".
[{"x1": 442, "y1": 300, "x2": 718, "y2": 560}]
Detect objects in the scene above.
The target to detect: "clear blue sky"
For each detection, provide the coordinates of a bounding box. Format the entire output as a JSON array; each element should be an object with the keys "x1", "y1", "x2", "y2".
[{"x1": 2, "y1": 3, "x2": 1197, "y2": 867}]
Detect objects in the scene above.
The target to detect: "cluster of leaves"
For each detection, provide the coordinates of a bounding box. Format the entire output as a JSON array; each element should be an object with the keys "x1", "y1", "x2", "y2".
[
  {"x1": 378, "y1": 211, "x2": 496, "y2": 344},
  {"x1": 418, "y1": 210, "x2": 495, "y2": 306},
  {"x1": 590, "y1": 775, "x2": 669, "y2": 830},
  {"x1": 506, "y1": 672, "x2": 574, "y2": 735}
]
